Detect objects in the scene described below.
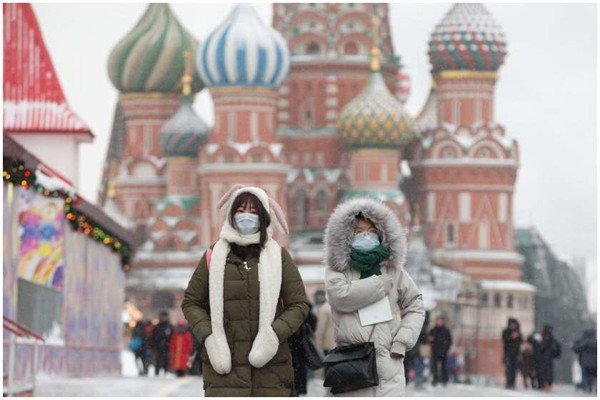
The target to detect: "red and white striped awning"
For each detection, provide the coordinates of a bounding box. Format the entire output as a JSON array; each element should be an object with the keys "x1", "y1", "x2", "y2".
[{"x1": 3, "y1": 4, "x2": 93, "y2": 137}]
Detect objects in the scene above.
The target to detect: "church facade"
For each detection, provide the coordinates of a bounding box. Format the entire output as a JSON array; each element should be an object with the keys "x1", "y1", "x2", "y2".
[{"x1": 99, "y1": 3, "x2": 534, "y2": 383}]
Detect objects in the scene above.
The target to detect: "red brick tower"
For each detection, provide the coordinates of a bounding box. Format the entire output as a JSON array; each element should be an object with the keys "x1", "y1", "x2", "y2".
[
  {"x1": 272, "y1": 3, "x2": 401, "y2": 231},
  {"x1": 337, "y1": 17, "x2": 417, "y2": 226},
  {"x1": 409, "y1": 4, "x2": 534, "y2": 380},
  {"x1": 410, "y1": 3, "x2": 521, "y2": 281}
]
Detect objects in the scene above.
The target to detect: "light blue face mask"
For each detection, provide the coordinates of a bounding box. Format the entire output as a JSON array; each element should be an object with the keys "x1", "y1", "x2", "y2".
[
  {"x1": 234, "y1": 213, "x2": 260, "y2": 235},
  {"x1": 351, "y1": 232, "x2": 380, "y2": 251}
]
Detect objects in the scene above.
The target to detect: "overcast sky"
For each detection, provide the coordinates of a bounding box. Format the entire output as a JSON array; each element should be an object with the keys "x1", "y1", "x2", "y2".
[{"x1": 32, "y1": 2, "x2": 597, "y2": 310}]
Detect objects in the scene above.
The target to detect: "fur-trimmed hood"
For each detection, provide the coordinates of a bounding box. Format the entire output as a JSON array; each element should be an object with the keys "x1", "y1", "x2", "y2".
[{"x1": 324, "y1": 197, "x2": 407, "y2": 273}]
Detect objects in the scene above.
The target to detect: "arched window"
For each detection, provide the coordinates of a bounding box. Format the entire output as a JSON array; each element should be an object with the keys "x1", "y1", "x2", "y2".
[
  {"x1": 344, "y1": 41, "x2": 359, "y2": 55},
  {"x1": 507, "y1": 294, "x2": 514, "y2": 309},
  {"x1": 480, "y1": 292, "x2": 488, "y2": 307},
  {"x1": 306, "y1": 42, "x2": 320, "y2": 55},
  {"x1": 303, "y1": 109, "x2": 313, "y2": 130},
  {"x1": 295, "y1": 190, "x2": 309, "y2": 229},
  {"x1": 494, "y1": 293, "x2": 502, "y2": 308},
  {"x1": 446, "y1": 224, "x2": 455, "y2": 246},
  {"x1": 316, "y1": 190, "x2": 327, "y2": 215}
]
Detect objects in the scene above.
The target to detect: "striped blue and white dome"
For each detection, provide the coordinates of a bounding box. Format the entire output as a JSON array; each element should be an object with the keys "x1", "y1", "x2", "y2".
[{"x1": 197, "y1": 4, "x2": 290, "y2": 88}]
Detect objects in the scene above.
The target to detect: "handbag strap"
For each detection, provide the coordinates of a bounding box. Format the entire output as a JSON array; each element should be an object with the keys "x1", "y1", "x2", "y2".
[{"x1": 367, "y1": 324, "x2": 376, "y2": 342}]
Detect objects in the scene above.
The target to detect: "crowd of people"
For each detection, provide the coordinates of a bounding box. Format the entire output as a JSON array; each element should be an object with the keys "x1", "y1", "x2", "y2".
[
  {"x1": 128, "y1": 310, "x2": 202, "y2": 378},
  {"x1": 124, "y1": 185, "x2": 595, "y2": 397},
  {"x1": 501, "y1": 317, "x2": 597, "y2": 393}
]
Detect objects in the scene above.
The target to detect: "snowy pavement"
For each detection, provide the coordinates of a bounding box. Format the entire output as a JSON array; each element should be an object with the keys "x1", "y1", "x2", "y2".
[{"x1": 32, "y1": 351, "x2": 594, "y2": 397}]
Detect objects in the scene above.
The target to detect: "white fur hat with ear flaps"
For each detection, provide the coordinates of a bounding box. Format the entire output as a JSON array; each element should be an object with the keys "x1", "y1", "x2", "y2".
[{"x1": 202, "y1": 184, "x2": 289, "y2": 375}]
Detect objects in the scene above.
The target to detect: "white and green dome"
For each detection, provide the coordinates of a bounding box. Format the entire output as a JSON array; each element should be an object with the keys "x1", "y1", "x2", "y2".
[{"x1": 107, "y1": 4, "x2": 204, "y2": 93}]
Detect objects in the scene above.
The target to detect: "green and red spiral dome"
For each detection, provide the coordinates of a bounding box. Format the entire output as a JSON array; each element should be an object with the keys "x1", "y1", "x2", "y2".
[{"x1": 428, "y1": 3, "x2": 507, "y2": 73}]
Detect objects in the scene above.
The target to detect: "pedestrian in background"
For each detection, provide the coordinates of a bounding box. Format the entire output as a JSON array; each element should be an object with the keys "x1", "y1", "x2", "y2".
[
  {"x1": 152, "y1": 311, "x2": 173, "y2": 376},
  {"x1": 129, "y1": 319, "x2": 148, "y2": 376},
  {"x1": 428, "y1": 316, "x2": 452, "y2": 386},
  {"x1": 538, "y1": 324, "x2": 561, "y2": 392},
  {"x1": 323, "y1": 197, "x2": 425, "y2": 396},
  {"x1": 289, "y1": 306, "x2": 318, "y2": 396},
  {"x1": 502, "y1": 317, "x2": 522, "y2": 389},
  {"x1": 572, "y1": 328, "x2": 597, "y2": 393},
  {"x1": 520, "y1": 337, "x2": 534, "y2": 389},
  {"x1": 181, "y1": 186, "x2": 309, "y2": 396},
  {"x1": 170, "y1": 320, "x2": 193, "y2": 377}
]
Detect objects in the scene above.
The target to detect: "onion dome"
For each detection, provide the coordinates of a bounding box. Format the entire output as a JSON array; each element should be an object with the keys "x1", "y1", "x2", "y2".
[
  {"x1": 197, "y1": 5, "x2": 290, "y2": 88},
  {"x1": 428, "y1": 3, "x2": 507, "y2": 72},
  {"x1": 158, "y1": 53, "x2": 209, "y2": 158},
  {"x1": 338, "y1": 18, "x2": 416, "y2": 148},
  {"x1": 107, "y1": 4, "x2": 203, "y2": 93},
  {"x1": 396, "y1": 70, "x2": 411, "y2": 105}
]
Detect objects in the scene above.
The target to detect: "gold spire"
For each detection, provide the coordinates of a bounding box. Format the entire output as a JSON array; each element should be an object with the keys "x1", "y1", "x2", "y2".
[
  {"x1": 370, "y1": 16, "x2": 381, "y2": 72},
  {"x1": 182, "y1": 50, "x2": 193, "y2": 96},
  {"x1": 107, "y1": 180, "x2": 116, "y2": 199}
]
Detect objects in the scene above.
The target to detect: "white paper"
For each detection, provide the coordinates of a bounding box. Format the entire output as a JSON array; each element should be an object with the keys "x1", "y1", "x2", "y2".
[{"x1": 358, "y1": 296, "x2": 393, "y2": 326}]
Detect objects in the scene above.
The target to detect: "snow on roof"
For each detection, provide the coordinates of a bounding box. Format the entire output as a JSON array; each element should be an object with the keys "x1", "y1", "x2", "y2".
[
  {"x1": 268, "y1": 143, "x2": 283, "y2": 157},
  {"x1": 480, "y1": 279, "x2": 536, "y2": 292},
  {"x1": 206, "y1": 143, "x2": 220, "y2": 155},
  {"x1": 3, "y1": 4, "x2": 92, "y2": 136},
  {"x1": 230, "y1": 142, "x2": 253, "y2": 155}
]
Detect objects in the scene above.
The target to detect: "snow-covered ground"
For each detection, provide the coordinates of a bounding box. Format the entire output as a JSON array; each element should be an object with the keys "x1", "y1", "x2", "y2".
[{"x1": 32, "y1": 351, "x2": 594, "y2": 397}]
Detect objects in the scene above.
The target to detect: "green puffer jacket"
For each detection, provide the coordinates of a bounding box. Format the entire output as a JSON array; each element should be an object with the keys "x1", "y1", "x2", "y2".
[{"x1": 182, "y1": 246, "x2": 309, "y2": 397}]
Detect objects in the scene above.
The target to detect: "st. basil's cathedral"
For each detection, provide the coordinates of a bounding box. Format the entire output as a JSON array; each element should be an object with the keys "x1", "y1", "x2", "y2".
[{"x1": 99, "y1": 3, "x2": 532, "y2": 382}]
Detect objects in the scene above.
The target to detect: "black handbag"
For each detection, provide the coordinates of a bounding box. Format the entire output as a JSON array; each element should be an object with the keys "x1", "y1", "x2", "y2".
[{"x1": 323, "y1": 327, "x2": 378, "y2": 394}]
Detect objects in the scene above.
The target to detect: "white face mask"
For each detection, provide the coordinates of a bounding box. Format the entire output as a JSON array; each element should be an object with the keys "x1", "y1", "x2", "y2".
[
  {"x1": 234, "y1": 213, "x2": 260, "y2": 235},
  {"x1": 351, "y1": 231, "x2": 380, "y2": 251}
]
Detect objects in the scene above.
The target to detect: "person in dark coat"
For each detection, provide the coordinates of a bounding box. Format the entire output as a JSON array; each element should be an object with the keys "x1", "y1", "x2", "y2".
[
  {"x1": 428, "y1": 316, "x2": 452, "y2": 386},
  {"x1": 538, "y1": 324, "x2": 561, "y2": 392},
  {"x1": 526, "y1": 332, "x2": 542, "y2": 389},
  {"x1": 572, "y1": 328, "x2": 597, "y2": 393},
  {"x1": 181, "y1": 186, "x2": 310, "y2": 396},
  {"x1": 152, "y1": 311, "x2": 174, "y2": 376},
  {"x1": 187, "y1": 334, "x2": 203, "y2": 376},
  {"x1": 289, "y1": 305, "x2": 318, "y2": 396},
  {"x1": 520, "y1": 337, "x2": 534, "y2": 389},
  {"x1": 502, "y1": 317, "x2": 523, "y2": 389}
]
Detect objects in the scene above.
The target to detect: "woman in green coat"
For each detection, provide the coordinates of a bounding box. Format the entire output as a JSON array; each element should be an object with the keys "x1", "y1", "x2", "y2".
[{"x1": 182, "y1": 185, "x2": 310, "y2": 396}]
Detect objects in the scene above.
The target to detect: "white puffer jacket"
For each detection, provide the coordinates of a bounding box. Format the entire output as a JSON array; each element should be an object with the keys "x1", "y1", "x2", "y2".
[{"x1": 324, "y1": 198, "x2": 425, "y2": 397}]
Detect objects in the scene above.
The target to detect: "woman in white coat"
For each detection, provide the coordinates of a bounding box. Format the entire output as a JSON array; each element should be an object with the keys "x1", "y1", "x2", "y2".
[{"x1": 324, "y1": 197, "x2": 425, "y2": 396}]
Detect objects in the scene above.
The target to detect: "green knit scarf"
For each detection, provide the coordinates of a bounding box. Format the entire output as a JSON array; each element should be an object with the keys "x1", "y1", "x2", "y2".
[{"x1": 349, "y1": 245, "x2": 391, "y2": 279}]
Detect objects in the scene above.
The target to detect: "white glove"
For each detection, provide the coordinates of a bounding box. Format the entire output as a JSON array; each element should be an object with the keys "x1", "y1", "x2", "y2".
[
  {"x1": 248, "y1": 327, "x2": 280, "y2": 368},
  {"x1": 204, "y1": 333, "x2": 231, "y2": 375}
]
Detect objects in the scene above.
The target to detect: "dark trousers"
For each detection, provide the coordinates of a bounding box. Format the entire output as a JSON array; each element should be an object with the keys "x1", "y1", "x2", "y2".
[
  {"x1": 155, "y1": 348, "x2": 170, "y2": 375},
  {"x1": 583, "y1": 367, "x2": 597, "y2": 393},
  {"x1": 431, "y1": 355, "x2": 448, "y2": 385},
  {"x1": 134, "y1": 349, "x2": 149, "y2": 375},
  {"x1": 505, "y1": 356, "x2": 518, "y2": 388}
]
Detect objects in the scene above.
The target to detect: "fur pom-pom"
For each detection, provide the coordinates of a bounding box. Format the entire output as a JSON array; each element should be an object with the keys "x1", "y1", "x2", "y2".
[
  {"x1": 248, "y1": 327, "x2": 279, "y2": 368},
  {"x1": 204, "y1": 333, "x2": 232, "y2": 375}
]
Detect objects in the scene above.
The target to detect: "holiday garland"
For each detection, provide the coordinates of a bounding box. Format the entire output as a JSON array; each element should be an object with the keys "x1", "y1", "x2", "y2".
[{"x1": 3, "y1": 157, "x2": 132, "y2": 267}]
